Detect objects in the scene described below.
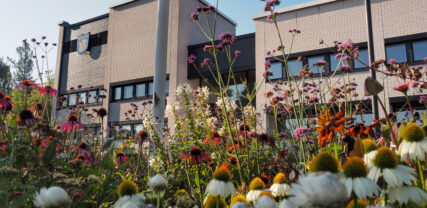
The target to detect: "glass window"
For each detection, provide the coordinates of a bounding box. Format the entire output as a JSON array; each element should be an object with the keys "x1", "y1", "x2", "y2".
[
  {"x1": 286, "y1": 59, "x2": 302, "y2": 77},
  {"x1": 68, "y1": 94, "x2": 76, "y2": 106},
  {"x1": 329, "y1": 54, "x2": 342, "y2": 72},
  {"x1": 136, "y1": 84, "x2": 146, "y2": 97},
  {"x1": 121, "y1": 125, "x2": 132, "y2": 138},
  {"x1": 134, "y1": 124, "x2": 144, "y2": 137},
  {"x1": 165, "y1": 80, "x2": 169, "y2": 94},
  {"x1": 78, "y1": 92, "x2": 87, "y2": 104},
  {"x1": 114, "y1": 87, "x2": 122, "y2": 100},
  {"x1": 354, "y1": 113, "x2": 374, "y2": 125},
  {"x1": 98, "y1": 90, "x2": 104, "y2": 103},
  {"x1": 354, "y1": 49, "x2": 369, "y2": 69},
  {"x1": 124, "y1": 85, "x2": 134, "y2": 99},
  {"x1": 386, "y1": 44, "x2": 407, "y2": 63},
  {"x1": 61, "y1": 94, "x2": 68, "y2": 107},
  {"x1": 413, "y1": 40, "x2": 427, "y2": 61},
  {"x1": 227, "y1": 84, "x2": 245, "y2": 100},
  {"x1": 308, "y1": 56, "x2": 325, "y2": 74},
  {"x1": 148, "y1": 82, "x2": 154, "y2": 96},
  {"x1": 88, "y1": 90, "x2": 97, "y2": 104},
  {"x1": 269, "y1": 62, "x2": 282, "y2": 80}
]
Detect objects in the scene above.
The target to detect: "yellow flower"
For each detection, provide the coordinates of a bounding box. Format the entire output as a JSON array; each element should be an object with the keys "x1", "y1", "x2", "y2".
[
  {"x1": 309, "y1": 150, "x2": 340, "y2": 173},
  {"x1": 118, "y1": 180, "x2": 138, "y2": 197}
]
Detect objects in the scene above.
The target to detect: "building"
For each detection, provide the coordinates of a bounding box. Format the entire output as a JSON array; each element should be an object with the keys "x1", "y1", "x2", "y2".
[{"x1": 54, "y1": 0, "x2": 427, "y2": 136}]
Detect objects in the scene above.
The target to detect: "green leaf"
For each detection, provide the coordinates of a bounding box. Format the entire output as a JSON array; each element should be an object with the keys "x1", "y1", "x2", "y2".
[
  {"x1": 100, "y1": 150, "x2": 115, "y2": 171},
  {"x1": 42, "y1": 140, "x2": 57, "y2": 165},
  {"x1": 102, "y1": 139, "x2": 114, "y2": 151}
]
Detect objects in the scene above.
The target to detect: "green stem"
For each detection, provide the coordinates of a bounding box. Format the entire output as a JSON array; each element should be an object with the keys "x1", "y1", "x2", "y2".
[
  {"x1": 333, "y1": 140, "x2": 339, "y2": 159},
  {"x1": 417, "y1": 159, "x2": 425, "y2": 190},
  {"x1": 157, "y1": 191, "x2": 161, "y2": 208}
]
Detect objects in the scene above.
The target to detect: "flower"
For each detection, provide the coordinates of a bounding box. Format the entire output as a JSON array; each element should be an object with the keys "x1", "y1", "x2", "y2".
[
  {"x1": 205, "y1": 166, "x2": 235, "y2": 198},
  {"x1": 346, "y1": 120, "x2": 378, "y2": 139},
  {"x1": 398, "y1": 122, "x2": 427, "y2": 161},
  {"x1": 204, "y1": 195, "x2": 227, "y2": 208},
  {"x1": 393, "y1": 81, "x2": 410, "y2": 93},
  {"x1": 0, "y1": 92, "x2": 13, "y2": 113},
  {"x1": 16, "y1": 79, "x2": 39, "y2": 90},
  {"x1": 148, "y1": 174, "x2": 167, "y2": 191},
  {"x1": 96, "y1": 108, "x2": 107, "y2": 118},
  {"x1": 33, "y1": 186, "x2": 70, "y2": 208},
  {"x1": 270, "y1": 173, "x2": 291, "y2": 197},
  {"x1": 316, "y1": 110, "x2": 352, "y2": 147},
  {"x1": 345, "y1": 200, "x2": 368, "y2": 208},
  {"x1": 60, "y1": 113, "x2": 83, "y2": 133},
  {"x1": 340, "y1": 157, "x2": 380, "y2": 199},
  {"x1": 230, "y1": 195, "x2": 249, "y2": 208},
  {"x1": 255, "y1": 192, "x2": 277, "y2": 208},
  {"x1": 190, "y1": 12, "x2": 199, "y2": 21},
  {"x1": 309, "y1": 150, "x2": 340, "y2": 173},
  {"x1": 188, "y1": 54, "x2": 197, "y2": 64},
  {"x1": 203, "y1": 132, "x2": 223, "y2": 146},
  {"x1": 247, "y1": 177, "x2": 266, "y2": 202},
  {"x1": 16, "y1": 109, "x2": 38, "y2": 127},
  {"x1": 294, "y1": 127, "x2": 310, "y2": 139},
  {"x1": 386, "y1": 185, "x2": 427, "y2": 205},
  {"x1": 287, "y1": 172, "x2": 348, "y2": 208},
  {"x1": 72, "y1": 142, "x2": 92, "y2": 157},
  {"x1": 115, "y1": 151, "x2": 129, "y2": 167},
  {"x1": 314, "y1": 60, "x2": 326, "y2": 67},
  {"x1": 118, "y1": 180, "x2": 138, "y2": 197},
  {"x1": 368, "y1": 147, "x2": 416, "y2": 187},
  {"x1": 361, "y1": 139, "x2": 378, "y2": 168},
  {"x1": 39, "y1": 85, "x2": 57, "y2": 96},
  {"x1": 113, "y1": 193, "x2": 146, "y2": 208},
  {"x1": 181, "y1": 146, "x2": 209, "y2": 165},
  {"x1": 71, "y1": 154, "x2": 92, "y2": 164}
]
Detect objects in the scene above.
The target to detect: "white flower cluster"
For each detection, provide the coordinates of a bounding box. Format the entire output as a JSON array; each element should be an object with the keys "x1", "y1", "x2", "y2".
[
  {"x1": 216, "y1": 97, "x2": 237, "y2": 112},
  {"x1": 206, "y1": 117, "x2": 218, "y2": 129},
  {"x1": 34, "y1": 186, "x2": 70, "y2": 208},
  {"x1": 176, "y1": 83, "x2": 192, "y2": 97},
  {"x1": 149, "y1": 155, "x2": 164, "y2": 173},
  {"x1": 196, "y1": 86, "x2": 210, "y2": 101},
  {"x1": 142, "y1": 115, "x2": 157, "y2": 129},
  {"x1": 243, "y1": 104, "x2": 256, "y2": 118}
]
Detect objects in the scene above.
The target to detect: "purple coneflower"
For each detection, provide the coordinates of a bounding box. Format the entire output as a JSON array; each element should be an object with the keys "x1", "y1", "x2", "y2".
[
  {"x1": 39, "y1": 85, "x2": 58, "y2": 96},
  {"x1": 114, "y1": 151, "x2": 129, "y2": 167},
  {"x1": 16, "y1": 109, "x2": 38, "y2": 127},
  {"x1": 16, "y1": 80, "x2": 39, "y2": 91},
  {"x1": 60, "y1": 113, "x2": 82, "y2": 133}
]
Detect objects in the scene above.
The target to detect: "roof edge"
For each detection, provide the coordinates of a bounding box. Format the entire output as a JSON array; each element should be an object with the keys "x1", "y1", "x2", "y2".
[
  {"x1": 109, "y1": 0, "x2": 137, "y2": 8},
  {"x1": 252, "y1": 0, "x2": 339, "y2": 20},
  {"x1": 198, "y1": 0, "x2": 237, "y2": 26},
  {"x1": 65, "y1": 13, "x2": 109, "y2": 28}
]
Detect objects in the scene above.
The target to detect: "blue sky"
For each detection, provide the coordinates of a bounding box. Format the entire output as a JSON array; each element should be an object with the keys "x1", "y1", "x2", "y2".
[{"x1": 0, "y1": 0, "x2": 311, "y2": 71}]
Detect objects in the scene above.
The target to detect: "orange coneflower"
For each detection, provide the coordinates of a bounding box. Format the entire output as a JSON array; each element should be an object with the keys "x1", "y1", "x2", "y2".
[
  {"x1": 346, "y1": 120, "x2": 378, "y2": 139},
  {"x1": 315, "y1": 110, "x2": 352, "y2": 147}
]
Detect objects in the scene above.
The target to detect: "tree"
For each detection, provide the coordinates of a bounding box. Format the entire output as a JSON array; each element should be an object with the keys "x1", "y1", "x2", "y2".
[
  {"x1": 8, "y1": 41, "x2": 34, "y2": 84},
  {"x1": 0, "y1": 58, "x2": 12, "y2": 94}
]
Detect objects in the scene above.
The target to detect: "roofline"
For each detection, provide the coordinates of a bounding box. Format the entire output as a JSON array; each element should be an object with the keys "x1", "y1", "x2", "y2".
[
  {"x1": 110, "y1": 0, "x2": 237, "y2": 26},
  {"x1": 63, "y1": 13, "x2": 109, "y2": 28},
  {"x1": 188, "y1": 32, "x2": 254, "y2": 49},
  {"x1": 252, "y1": 0, "x2": 339, "y2": 20}
]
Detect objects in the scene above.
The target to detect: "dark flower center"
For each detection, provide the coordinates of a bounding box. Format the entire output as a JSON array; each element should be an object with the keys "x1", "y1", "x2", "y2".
[
  {"x1": 67, "y1": 114, "x2": 78, "y2": 122},
  {"x1": 190, "y1": 146, "x2": 202, "y2": 156},
  {"x1": 19, "y1": 109, "x2": 34, "y2": 120}
]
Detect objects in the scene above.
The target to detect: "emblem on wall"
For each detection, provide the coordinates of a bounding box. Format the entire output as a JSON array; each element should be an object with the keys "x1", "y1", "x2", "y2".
[{"x1": 77, "y1": 32, "x2": 90, "y2": 55}]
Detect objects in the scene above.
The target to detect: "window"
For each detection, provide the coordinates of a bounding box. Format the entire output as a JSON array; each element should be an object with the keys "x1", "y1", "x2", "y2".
[
  {"x1": 286, "y1": 59, "x2": 302, "y2": 77},
  {"x1": 134, "y1": 124, "x2": 144, "y2": 137},
  {"x1": 269, "y1": 62, "x2": 282, "y2": 80},
  {"x1": 386, "y1": 43, "x2": 407, "y2": 63},
  {"x1": 308, "y1": 56, "x2": 325, "y2": 74},
  {"x1": 98, "y1": 90, "x2": 104, "y2": 103},
  {"x1": 136, "y1": 84, "x2": 146, "y2": 97},
  {"x1": 165, "y1": 80, "x2": 169, "y2": 94},
  {"x1": 121, "y1": 125, "x2": 132, "y2": 138},
  {"x1": 68, "y1": 94, "x2": 76, "y2": 106},
  {"x1": 148, "y1": 82, "x2": 154, "y2": 96},
  {"x1": 123, "y1": 85, "x2": 134, "y2": 99},
  {"x1": 88, "y1": 90, "x2": 97, "y2": 104},
  {"x1": 61, "y1": 94, "x2": 68, "y2": 107},
  {"x1": 329, "y1": 54, "x2": 342, "y2": 72},
  {"x1": 78, "y1": 92, "x2": 87, "y2": 104},
  {"x1": 412, "y1": 40, "x2": 427, "y2": 62},
  {"x1": 354, "y1": 49, "x2": 369, "y2": 69},
  {"x1": 114, "y1": 87, "x2": 122, "y2": 100},
  {"x1": 227, "y1": 84, "x2": 245, "y2": 101}
]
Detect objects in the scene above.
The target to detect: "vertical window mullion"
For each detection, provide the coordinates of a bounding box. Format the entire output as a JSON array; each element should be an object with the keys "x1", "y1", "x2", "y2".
[{"x1": 406, "y1": 42, "x2": 414, "y2": 63}]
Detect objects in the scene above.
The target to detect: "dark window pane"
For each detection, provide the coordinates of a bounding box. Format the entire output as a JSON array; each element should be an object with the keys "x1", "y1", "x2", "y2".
[
  {"x1": 165, "y1": 80, "x2": 169, "y2": 94},
  {"x1": 88, "y1": 90, "x2": 97, "y2": 104},
  {"x1": 78, "y1": 92, "x2": 87, "y2": 104},
  {"x1": 124, "y1": 85, "x2": 134, "y2": 99},
  {"x1": 148, "y1": 82, "x2": 154, "y2": 96},
  {"x1": 62, "y1": 94, "x2": 68, "y2": 107},
  {"x1": 114, "y1": 87, "x2": 122, "y2": 100},
  {"x1": 68, "y1": 94, "x2": 76, "y2": 106},
  {"x1": 354, "y1": 49, "x2": 369, "y2": 69},
  {"x1": 98, "y1": 90, "x2": 104, "y2": 103},
  {"x1": 136, "y1": 84, "x2": 146, "y2": 97},
  {"x1": 269, "y1": 62, "x2": 282, "y2": 79},
  {"x1": 329, "y1": 54, "x2": 341, "y2": 72},
  {"x1": 286, "y1": 59, "x2": 302, "y2": 77},
  {"x1": 413, "y1": 40, "x2": 427, "y2": 61},
  {"x1": 308, "y1": 56, "x2": 325, "y2": 74},
  {"x1": 386, "y1": 44, "x2": 407, "y2": 63}
]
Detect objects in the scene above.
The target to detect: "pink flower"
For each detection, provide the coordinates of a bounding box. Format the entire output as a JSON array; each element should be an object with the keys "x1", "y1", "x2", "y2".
[
  {"x1": 0, "y1": 93, "x2": 13, "y2": 113},
  {"x1": 190, "y1": 12, "x2": 199, "y2": 21},
  {"x1": 265, "y1": 60, "x2": 271, "y2": 69},
  {"x1": 188, "y1": 54, "x2": 197, "y2": 64},
  {"x1": 393, "y1": 81, "x2": 410, "y2": 93},
  {"x1": 314, "y1": 60, "x2": 326, "y2": 67},
  {"x1": 201, "y1": 58, "x2": 213, "y2": 68},
  {"x1": 263, "y1": 70, "x2": 273, "y2": 78},
  {"x1": 60, "y1": 113, "x2": 83, "y2": 133},
  {"x1": 308, "y1": 96, "x2": 319, "y2": 104},
  {"x1": 294, "y1": 127, "x2": 310, "y2": 139},
  {"x1": 114, "y1": 151, "x2": 129, "y2": 167},
  {"x1": 16, "y1": 80, "x2": 40, "y2": 91},
  {"x1": 234, "y1": 50, "x2": 241, "y2": 56},
  {"x1": 39, "y1": 85, "x2": 58, "y2": 96},
  {"x1": 181, "y1": 146, "x2": 209, "y2": 165}
]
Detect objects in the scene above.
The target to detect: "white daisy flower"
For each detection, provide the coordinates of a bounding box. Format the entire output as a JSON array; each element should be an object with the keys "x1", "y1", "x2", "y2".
[
  {"x1": 270, "y1": 173, "x2": 291, "y2": 197},
  {"x1": 205, "y1": 166, "x2": 235, "y2": 198},
  {"x1": 361, "y1": 138, "x2": 378, "y2": 168},
  {"x1": 398, "y1": 123, "x2": 427, "y2": 161},
  {"x1": 255, "y1": 194, "x2": 277, "y2": 208},
  {"x1": 148, "y1": 174, "x2": 168, "y2": 191},
  {"x1": 279, "y1": 200, "x2": 295, "y2": 208},
  {"x1": 287, "y1": 172, "x2": 348, "y2": 208},
  {"x1": 367, "y1": 147, "x2": 416, "y2": 187},
  {"x1": 386, "y1": 185, "x2": 427, "y2": 205},
  {"x1": 113, "y1": 193, "x2": 146, "y2": 208},
  {"x1": 232, "y1": 202, "x2": 250, "y2": 208},
  {"x1": 339, "y1": 157, "x2": 380, "y2": 199},
  {"x1": 247, "y1": 177, "x2": 267, "y2": 202},
  {"x1": 34, "y1": 186, "x2": 70, "y2": 208}
]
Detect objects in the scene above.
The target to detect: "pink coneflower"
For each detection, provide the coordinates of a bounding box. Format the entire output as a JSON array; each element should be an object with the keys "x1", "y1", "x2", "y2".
[
  {"x1": 203, "y1": 132, "x2": 223, "y2": 146},
  {"x1": 393, "y1": 81, "x2": 410, "y2": 93},
  {"x1": 114, "y1": 151, "x2": 129, "y2": 167},
  {"x1": 0, "y1": 140, "x2": 7, "y2": 151},
  {"x1": 71, "y1": 154, "x2": 91, "y2": 164},
  {"x1": 257, "y1": 133, "x2": 276, "y2": 147},
  {"x1": 39, "y1": 85, "x2": 58, "y2": 96},
  {"x1": 0, "y1": 93, "x2": 13, "y2": 114},
  {"x1": 60, "y1": 113, "x2": 82, "y2": 133},
  {"x1": 16, "y1": 80, "x2": 39, "y2": 91},
  {"x1": 294, "y1": 126, "x2": 310, "y2": 139},
  {"x1": 72, "y1": 142, "x2": 92, "y2": 157},
  {"x1": 188, "y1": 54, "x2": 197, "y2": 64},
  {"x1": 181, "y1": 146, "x2": 209, "y2": 165},
  {"x1": 96, "y1": 108, "x2": 107, "y2": 118},
  {"x1": 16, "y1": 109, "x2": 38, "y2": 127}
]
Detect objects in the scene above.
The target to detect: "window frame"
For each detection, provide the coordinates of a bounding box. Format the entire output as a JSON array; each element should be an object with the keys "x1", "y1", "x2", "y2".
[
  {"x1": 111, "y1": 79, "x2": 169, "y2": 102},
  {"x1": 384, "y1": 33, "x2": 427, "y2": 65}
]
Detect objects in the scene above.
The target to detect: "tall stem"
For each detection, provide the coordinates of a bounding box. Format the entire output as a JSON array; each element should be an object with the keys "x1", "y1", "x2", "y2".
[{"x1": 417, "y1": 159, "x2": 425, "y2": 190}]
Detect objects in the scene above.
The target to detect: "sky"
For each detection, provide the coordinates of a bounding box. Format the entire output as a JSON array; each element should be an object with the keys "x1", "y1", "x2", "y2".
[{"x1": 0, "y1": 0, "x2": 311, "y2": 73}]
